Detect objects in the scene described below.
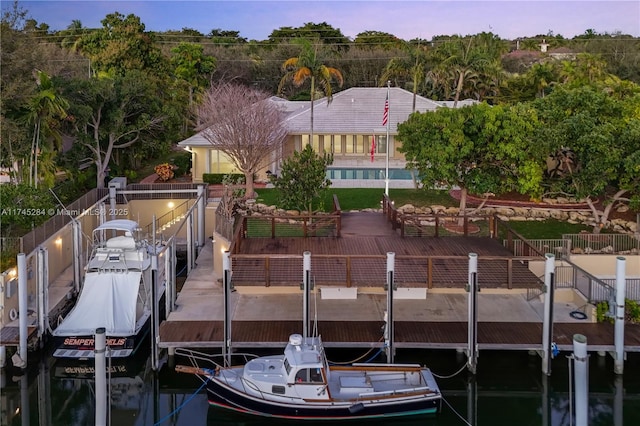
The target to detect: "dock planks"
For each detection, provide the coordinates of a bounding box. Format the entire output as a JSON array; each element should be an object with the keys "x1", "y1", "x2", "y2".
[{"x1": 160, "y1": 320, "x2": 640, "y2": 352}]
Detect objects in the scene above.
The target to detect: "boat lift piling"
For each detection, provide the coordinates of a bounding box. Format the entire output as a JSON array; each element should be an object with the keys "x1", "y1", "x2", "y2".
[
  {"x1": 302, "y1": 251, "x2": 312, "y2": 341},
  {"x1": 72, "y1": 220, "x2": 83, "y2": 293},
  {"x1": 37, "y1": 248, "x2": 49, "y2": 347},
  {"x1": 15, "y1": 253, "x2": 28, "y2": 369},
  {"x1": 151, "y1": 215, "x2": 160, "y2": 371},
  {"x1": 385, "y1": 252, "x2": 395, "y2": 364},
  {"x1": 542, "y1": 253, "x2": 555, "y2": 376},
  {"x1": 197, "y1": 184, "x2": 206, "y2": 247},
  {"x1": 614, "y1": 374, "x2": 623, "y2": 426},
  {"x1": 572, "y1": 334, "x2": 589, "y2": 426},
  {"x1": 613, "y1": 256, "x2": 626, "y2": 374},
  {"x1": 223, "y1": 251, "x2": 232, "y2": 366},
  {"x1": 95, "y1": 327, "x2": 107, "y2": 426},
  {"x1": 466, "y1": 253, "x2": 478, "y2": 374}
]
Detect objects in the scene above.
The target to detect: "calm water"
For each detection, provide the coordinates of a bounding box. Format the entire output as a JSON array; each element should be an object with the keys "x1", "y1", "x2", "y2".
[{"x1": 2, "y1": 346, "x2": 640, "y2": 426}]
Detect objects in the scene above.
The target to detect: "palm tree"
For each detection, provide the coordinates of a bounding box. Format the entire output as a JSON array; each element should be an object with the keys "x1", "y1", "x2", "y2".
[
  {"x1": 24, "y1": 70, "x2": 68, "y2": 188},
  {"x1": 527, "y1": 62, "x2": 557, "y2": 98},
  {"x1": 431, "y1": 37, "x2": 492, "y2": 107},
  {"x1": 380, "y1": 41, "x2": 428, "y2": 112},
  {"x1": 278, "y1": 39, "x2": 343, "y2": 146}
]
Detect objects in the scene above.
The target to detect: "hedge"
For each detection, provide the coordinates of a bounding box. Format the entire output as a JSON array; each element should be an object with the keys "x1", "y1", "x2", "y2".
[{"x1": 202, "y1": 173, "x2": 246, "y2": 184}]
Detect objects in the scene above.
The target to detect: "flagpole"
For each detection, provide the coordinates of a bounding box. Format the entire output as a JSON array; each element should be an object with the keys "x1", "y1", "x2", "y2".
[{"x1": 385, "y1": 81, "x2": 390, "y2": 196}]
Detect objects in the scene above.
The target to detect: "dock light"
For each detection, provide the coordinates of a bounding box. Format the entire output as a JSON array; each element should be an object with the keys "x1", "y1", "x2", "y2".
[
  {"x1": 55, "y1": 237, "x2": 62, "y2": 246},
  {"x1": 8, "y1": 268, "x2": 16, "y2": 278},
  {"x1": 168, "y1": 202, "x2": 175, "y2": 209}
]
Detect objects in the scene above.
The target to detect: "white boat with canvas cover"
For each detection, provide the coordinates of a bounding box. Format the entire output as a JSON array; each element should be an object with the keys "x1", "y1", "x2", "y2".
[
  {"x1": 176, "y1": 334, "x2": 442, "y2": 420},
  {"x1": 52, "y1": 220, "x2": 162, "y2": 358}
]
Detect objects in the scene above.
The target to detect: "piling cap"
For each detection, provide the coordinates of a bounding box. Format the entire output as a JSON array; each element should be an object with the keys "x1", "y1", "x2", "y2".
[{"x1": 573, "y1": 334, "x2": 587, "y2": 343}]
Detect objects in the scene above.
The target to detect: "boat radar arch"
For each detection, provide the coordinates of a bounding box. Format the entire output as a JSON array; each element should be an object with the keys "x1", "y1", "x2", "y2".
[{"x1": 289, "y1": 334, "x2": 303, "y2": 346}]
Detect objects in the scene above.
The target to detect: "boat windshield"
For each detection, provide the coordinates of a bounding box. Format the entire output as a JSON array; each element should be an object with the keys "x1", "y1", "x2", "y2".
[{"x1": 283, "y1": 357, "x2": 292, "y2": 375}]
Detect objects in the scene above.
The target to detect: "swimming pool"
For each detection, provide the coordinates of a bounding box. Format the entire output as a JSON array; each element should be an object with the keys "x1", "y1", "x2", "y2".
[{"x1": 326, "y1": 168, "x2": 416, "y2": 181}]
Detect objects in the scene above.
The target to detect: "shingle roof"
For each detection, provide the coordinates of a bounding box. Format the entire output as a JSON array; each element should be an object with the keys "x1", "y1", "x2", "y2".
[
  {"x1": 178, "y1": 87, "x2": 453, "y2": 147},
  {"x1": 285, "y1": 87, "x2": 443, "y2": 134}
]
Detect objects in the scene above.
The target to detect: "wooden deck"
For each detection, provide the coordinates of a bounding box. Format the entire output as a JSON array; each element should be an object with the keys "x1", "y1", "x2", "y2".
[
  {"x1": 232, "y1": 236, "x2": 542, "y2": 288},
  {"x1": 159, "y1": 320, "x2": 640, "y2": 352}
]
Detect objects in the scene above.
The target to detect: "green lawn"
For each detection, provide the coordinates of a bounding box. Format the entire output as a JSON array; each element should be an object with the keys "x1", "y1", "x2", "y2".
[
  {"x1": 254, "y1": 187, "x2": 594, "y2": 239},
  {"x1": 254, "y1": 188, "x2": 456, "y2": 211}
]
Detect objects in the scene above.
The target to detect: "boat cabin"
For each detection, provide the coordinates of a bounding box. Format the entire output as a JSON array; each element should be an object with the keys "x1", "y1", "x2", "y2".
[{"x1": 240, "y1": 334, "x2": 330, "y2": 400}]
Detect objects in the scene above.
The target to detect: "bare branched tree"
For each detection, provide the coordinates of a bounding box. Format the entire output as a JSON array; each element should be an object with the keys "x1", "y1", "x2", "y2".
[{"x1": 196, "y1": 83, "x2": 288, "y2": 198}]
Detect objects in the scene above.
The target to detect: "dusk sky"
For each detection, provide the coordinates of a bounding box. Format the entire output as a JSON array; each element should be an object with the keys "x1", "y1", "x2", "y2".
[{"x1": 9, "y1": 0, "x2": 640, "y2": 40}]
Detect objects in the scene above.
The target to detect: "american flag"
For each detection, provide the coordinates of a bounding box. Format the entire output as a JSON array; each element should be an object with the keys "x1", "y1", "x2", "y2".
[
  {"x1": 370, "y1": 135, "x2": 376, "y2": 162},
  {"x1": 382, "y1": 93, "x2": 389, "y2": 126}
]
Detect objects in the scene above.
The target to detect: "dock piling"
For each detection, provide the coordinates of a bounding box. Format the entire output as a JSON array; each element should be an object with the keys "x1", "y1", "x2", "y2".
[
  {"x1": 385, "y1": 252, "x2": 395, "y2": 364},
  {"x1": 572, "y1": 334, "x2": 588, "y2": 426},
  {"x1": 614, "y1": 256, "x2": 626, "y2": 374},
  {"x1": 223, "y1": 251, "x2": 232, "y2": 366},
  {"x1": 542, "y1": 253, "x2": 555, "y2": 376},
  {"x1": 16, "y1": 253, "x2": 27, "y2": 369},
  {"x1": 466, "y1": 253, "x2": 478, "y2": 374},
  {"x1": 302, "y1": 251, "x2": 312, "y2": 341},
  {"x1": 95, "y1": 327, "x2": 107, "y2": 426}
]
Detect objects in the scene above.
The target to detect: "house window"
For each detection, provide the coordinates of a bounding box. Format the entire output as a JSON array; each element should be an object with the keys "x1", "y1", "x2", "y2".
[
  {"x1": 330, "y1": 135, "x2": 343, "y2": 153},
  {"x1": 301, "y1": 135, "x2": 321, "y2": 152},
  {"x1": 376, "y1": 135, "x2": 388, "y2": 154},
  {"x1": 345, "y1": 135, "x2": 355, "y2": 154},
  {"x1": 355, "y1": 135, "x2": 365, "y2": 154}
]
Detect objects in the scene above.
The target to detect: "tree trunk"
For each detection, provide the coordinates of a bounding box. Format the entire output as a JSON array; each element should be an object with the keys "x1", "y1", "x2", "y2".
[
  {"x1": 453, "y1": 70, "x2": 465, "y2": 108},
  {"x1": 310, "y1": 76, "x2": 315, "y2": 148},
  {"x1": 244, "y1": 171, "x2": 255, "y2": 199},
  {"x1": 458, "y1": 187, "x2": 467, "y2": 226}
]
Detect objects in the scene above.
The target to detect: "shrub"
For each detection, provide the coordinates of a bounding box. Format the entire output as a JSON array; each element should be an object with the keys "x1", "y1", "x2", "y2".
[
  {"x1": 154, "y1": 163, "x2": 175, "y2": 181},
  {"x1": 202, "y1": 173, "x2": 245, "y2": 184},
  {"x1": 171, "y1": 153, "x2": 192, "y2": 177}
]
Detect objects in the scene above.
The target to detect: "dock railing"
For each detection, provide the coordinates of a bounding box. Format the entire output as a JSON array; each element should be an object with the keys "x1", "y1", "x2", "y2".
[
  {"x1": 555, "y1": 264, "x2": 615, "y2": 303},
  {"x1": 562, "y1": 233, "x2": 640, "y2": 255}
]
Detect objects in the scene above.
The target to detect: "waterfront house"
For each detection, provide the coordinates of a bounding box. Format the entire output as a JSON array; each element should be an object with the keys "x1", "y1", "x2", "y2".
[{"x1": 177, "y1": 87, "x2": 477, "y2": 188}]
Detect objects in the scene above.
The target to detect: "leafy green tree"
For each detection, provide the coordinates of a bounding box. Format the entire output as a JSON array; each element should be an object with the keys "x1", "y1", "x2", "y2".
[
  {"x1": 268, "y1": 22, "x2": 349, "y2": 47},
  {"x1": 75, "y1": 12, "x2": 166, "y2": 76},
  {"x1": 533, "y1": 84, "x2": 640, "y2": 231},
  {"x1": 278, "y1": 38, "x2": 343, "y2": 143},
  {"x1": 398, "y1": 103, "x2": 544, "y2": 213},
  {"x1": 170, "y1": 42, "x2": 216, "y2": 110},
  {"x1": 63, "y1": 71, "x2": 165, "y2": 188},
  {"x1": 272, "y1": 144, "x2": 333, "y2": 213},
  {"x1": 0, "y1": 183, "x2": 56, "y2": 235},
  {"x1": 208, "y1": 29, "x2": 247, "y2": 44},
  {"x1": 353, "y1": 31, "x2": 401, "y2": 49}
]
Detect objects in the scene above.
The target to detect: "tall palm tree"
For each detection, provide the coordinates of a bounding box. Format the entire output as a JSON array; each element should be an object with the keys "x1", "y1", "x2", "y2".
[
  {"x1": 432, "y1": 37, "x2": 492, "y2": 107},
  {"x1": 380, "y1": 41, "x2": 428, "y2": 112},
  {"x1": 24, "y1": 70, "x2": 68, "y2": 187},
  {"x1": 278, "y1": 39, "x2": 343, "y2": 146}
]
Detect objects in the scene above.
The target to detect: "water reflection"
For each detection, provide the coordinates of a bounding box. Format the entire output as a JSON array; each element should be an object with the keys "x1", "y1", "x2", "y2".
[{"x1": 1, "y1": 349, "x2": 639, "y2": 426}]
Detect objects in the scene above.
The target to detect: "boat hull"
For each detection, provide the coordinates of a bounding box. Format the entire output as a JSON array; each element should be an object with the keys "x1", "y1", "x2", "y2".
[
  {"x1": 205, "y1": 380, "x2": 441, "y2": 420},
  {"x1": 52, "y1": 319, "x2": 150, "y2": 359}
]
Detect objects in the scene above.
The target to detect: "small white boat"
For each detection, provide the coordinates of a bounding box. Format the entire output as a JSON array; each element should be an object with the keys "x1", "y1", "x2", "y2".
[
  {"x1": 176, "y1": 334, "x2": 442, "y2": 420},
  {"x1": 52, "y1": 220, "x2": 163, "y2": 358}
]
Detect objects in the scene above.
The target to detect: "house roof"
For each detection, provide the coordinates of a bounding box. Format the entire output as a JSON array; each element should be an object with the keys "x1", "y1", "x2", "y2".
[
  {"x1": 178, "y1": 87, "x2": 472, "y2": 147},
  {"x1": 285, "y1": 87, "x2": 443, "y2": 135}
]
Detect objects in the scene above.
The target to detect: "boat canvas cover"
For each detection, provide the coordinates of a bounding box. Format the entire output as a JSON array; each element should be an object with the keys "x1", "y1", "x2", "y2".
[{"x1": 53, "y1": 271, "x2": 142, "y2": 337}]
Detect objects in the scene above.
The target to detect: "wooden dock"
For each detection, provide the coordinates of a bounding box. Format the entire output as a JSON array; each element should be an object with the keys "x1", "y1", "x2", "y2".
[
  {"x1": 160, "y1": 320, "x2": 640, "y2": 352},
  {"x1": 159, "y1": 211, "x2": 640, "y2": 354}
]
